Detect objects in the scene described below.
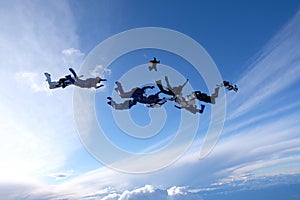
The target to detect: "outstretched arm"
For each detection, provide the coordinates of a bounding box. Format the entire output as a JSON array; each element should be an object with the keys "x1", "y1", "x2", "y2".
[
  {"x1": 156, "y1": 80, "x2": 174, "y2": 96},
  {"x1": 69, "y1": 68, "x2": 78, "y2": 78},
  {"x1": 181, "y1": 78, "x2": 189, "y2": 88},
  {"x1": 96, "y1": 84, "x2": 104, "y2": 89},
  {"x1": 165, "y1": 76, "x2": 172, "y2": 90}
]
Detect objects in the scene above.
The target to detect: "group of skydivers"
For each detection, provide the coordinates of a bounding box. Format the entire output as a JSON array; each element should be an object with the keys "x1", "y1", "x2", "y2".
[{"x1": 45, "y1": 58, "x2": 238, "y2": 114}]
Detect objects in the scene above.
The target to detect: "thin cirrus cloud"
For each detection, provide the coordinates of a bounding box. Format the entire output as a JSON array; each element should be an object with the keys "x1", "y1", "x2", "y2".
[{"x1": 227, "y1": 10, "x2": 300, "y2": 121}]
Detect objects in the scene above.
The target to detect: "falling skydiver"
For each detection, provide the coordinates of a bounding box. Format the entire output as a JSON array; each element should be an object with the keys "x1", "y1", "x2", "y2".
[
  {"x1": 174, "y1": 96, "x2": 206, "y2": 114},
  {"x1": 67, "y1": 68, "x2": 107, "y2": 89},
  {"x1": 148, "y1": 57, "x2": 160, "y2": 71},
  {"x1": 189, "y1": 86, "x2": 220, "y2": 104},
  {"x1": 108, "y1": 82, "x2": 168, "y2": 110},
  {"x1": 44, "y1": 72, "x2": 73, "y2": 89},
  {"x1": 221, "y1": 80, "x2": 238, "y2": 92}
]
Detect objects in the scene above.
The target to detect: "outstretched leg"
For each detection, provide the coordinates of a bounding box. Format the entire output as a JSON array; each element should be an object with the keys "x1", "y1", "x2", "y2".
[
  {"x1": 44, "y1": 72, "x2": 60, "y2": 89},
  {"x1": 107, "y1": 97, "x2": 136, "y2": 110},
  {"x1": 155, "y1": 80, "x2": 174, "y2": 96},
  {"x1": 210, "y1": 87, "x2": 220, "y2": 104},
  {"x1": 148, "y1": 65, "x2": 154, "y2": 71},
  {"x1": 115, "y1": 81, "x2": 124, "y2": 94},
  {"x1": 199, "y1": 104, "x2": 205, "y2": 114},
  {"x1": 65, "y1": 75, "x2": 75, "y2": 84},
  {"x1": 164, "y1": 76, "x2": 172, "y2": 91},
  {"x1": 69, "y1": 68, "x2": 78, "y2": 78},
  {"x1": 114, "y1": 81, "x2": 134, "y2": 98},
  {"x1": 96, "y1": 84, "x2": 104, "y2": 89}
]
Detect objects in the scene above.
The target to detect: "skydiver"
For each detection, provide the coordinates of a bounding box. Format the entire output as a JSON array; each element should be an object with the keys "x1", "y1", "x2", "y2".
[
  {"x1": 190, "y1": 86, "x2": 220, "y2": 104},
  {"x1": 114, "y1": 81, "x2": 138, "y2": 98},
  {"x1": 109, "y1": 82, "x2": 167, "y2": 109},
  {"x1": 67, "y1": 68, "x2": 107, "y2": 89},
  {"x1": 173, "y1": 95, "x2": 205, "y2": 114},
  {"x1": 108, "y1": 81, "x2": 153, "y2": 110},
  {"x1": 145, "y1": 97, "x2": 169, "y2": 108},
  {"x1": 148, "y1": 57, "x2": 160, "y2": 71},
  {"x1": 155, "y1": 76, "x2": 189, "y2": 97},
  {"x1": 221, "y1": 80, "x2": 238, "y2": 92},
  {"x1": 107, "y1": 97, "x2": 136, "y2": 110},
  {"x1": 165, "y1": 76, "x2": 189, "y2": 96},
  {"x1": 44, "y1": 72, "x2": 73, "y2": 89},
  {"x1": 175, "y1": 104, "x2": 205, "y2": 114},
  {"x1": 114, "y1": 81, "x2": 155, "y2": 101},
  {"x1": 143, "y1": 91, "x2": 170, "y2": 108}
]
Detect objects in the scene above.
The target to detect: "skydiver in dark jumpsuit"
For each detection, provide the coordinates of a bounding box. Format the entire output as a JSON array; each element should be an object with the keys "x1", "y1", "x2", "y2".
[
  {"x1": 192, "y1": 87, "x2": 220, "y2": 104},
  {"x1": 107, "y1": 82, "x2": 165, "y2": 110}
]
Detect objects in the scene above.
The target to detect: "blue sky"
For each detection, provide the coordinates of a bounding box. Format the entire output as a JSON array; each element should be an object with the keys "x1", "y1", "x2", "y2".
[{"x1": 1, "y1": 0, "x2": 300, "y2": 199}]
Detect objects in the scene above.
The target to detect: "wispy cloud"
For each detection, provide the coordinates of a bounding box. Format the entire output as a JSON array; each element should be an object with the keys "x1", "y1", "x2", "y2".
[
  {"x1": 50, "y1": 110, "x2": 300, "y2": 197},
  {"x1": 90, "y1": 64, "x2": 112, "y2": 78},
  {"x1": 62, "y1": 47, "x2": 84, "y2": 68},
  {"x1": 0, "y1": 0, "x2": 81, "y2": 182},
  {"x1": 15, "y1": 71, "x2": 49, "y2": 93},
  {"x1": 227, "y1": 10, "x2": 300, "y2": 121}
]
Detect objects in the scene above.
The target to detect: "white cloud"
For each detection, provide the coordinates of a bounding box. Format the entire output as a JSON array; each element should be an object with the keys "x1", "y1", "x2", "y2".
[
  {"x1": 62, "y1": 48, "x2": 84, "y2": 57},
  {"x1": 0, "y1": 0, "x2": 81, "y2": 183},
  {"x1": 48, "y1": 109, "x2": 300, "y2": 198},
  {"x1": 97, "y1": 185, "x2": 202, "y2": 200},
  {"x1": 118, "y1": 185, "x2": 167, "y2": 200},
  {"x1": 15, "y1": 71, "x2": 49, "y2": 93},
  {"x1": 90, "y1": 64, "x2": 112, "y2": 78},
  {"x1": 167, "y1": 186, "x2": 187, "y2": 196},
  {"x1": 62, "y1": 48, "x2": 85, "y2": 68},
  {"x1": 227, "y1": 10, "x2": 300, "y2": 121},
  {"x1": 102, "y1": 193, "x2": 120, "y2": 200},
  {"x1": 167, "y1": 186, "x2": 202, "y2": 200}
]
